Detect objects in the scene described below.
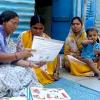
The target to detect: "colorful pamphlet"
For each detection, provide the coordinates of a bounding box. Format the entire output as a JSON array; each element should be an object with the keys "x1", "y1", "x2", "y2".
[{"x1": 30, "y1": 87, "x2": 71, "y2": 100}]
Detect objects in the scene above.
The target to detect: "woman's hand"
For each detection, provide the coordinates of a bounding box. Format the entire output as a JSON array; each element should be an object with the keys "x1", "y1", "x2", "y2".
[
  {"x1": 28, "y1": 61, "x2": 46, "y2": 68},
  {"x1": 15, "y1": 49, "x2": 36, "y2": 60},
  {"x1": 34, "y1": 61, "x2": 46, "y2": 67}
]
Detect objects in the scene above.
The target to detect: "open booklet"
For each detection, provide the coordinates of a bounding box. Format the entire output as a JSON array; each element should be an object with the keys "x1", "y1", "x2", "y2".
[
  {"x1": 30, "y1": 87, "x2": 71, "y2": 100},
  {"x1": 28, "y1": 36, "x2": 64, "y2": 62}
]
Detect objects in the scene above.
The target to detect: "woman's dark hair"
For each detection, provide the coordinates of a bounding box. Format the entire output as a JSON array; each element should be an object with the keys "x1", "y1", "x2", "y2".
[
  {"x1": 71, "y1": 16, "x2": 83, "y2": 25},
  {"x1": 0, "y1": 10, "x2": 19, "y2": 25},
  {"x1": 30, "y1": 15, "x2": 45, "y2": 27},
  {"x1": 86, "y1": 27, "x2": 99, "y2": 43}
]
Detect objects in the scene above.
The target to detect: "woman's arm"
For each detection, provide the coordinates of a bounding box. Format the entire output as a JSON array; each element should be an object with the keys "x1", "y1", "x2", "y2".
[
  {"x1": 16, "y1": 59, "x2": 44, "y2": 68},
  {"x1": 64, "y1": 42, "x2": 71, "y2": 56},
  {"x1": 15, "y1": 59, "x2": 31, "y2": 68},
  {"x1": 0, "y1": 49, "x2": 33, "y2": 63},
  {"x1": 0, "y1": 52, "x2": 17, "y2": 63}
]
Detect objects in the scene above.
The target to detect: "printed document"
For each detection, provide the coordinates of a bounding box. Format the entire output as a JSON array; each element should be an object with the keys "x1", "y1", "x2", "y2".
[
  {"x1": 30, "y1": 87, "x2": 71, "y2": 100},
  {"x1": 28, "y1": 36, "x2": 64, "y2": 62}
]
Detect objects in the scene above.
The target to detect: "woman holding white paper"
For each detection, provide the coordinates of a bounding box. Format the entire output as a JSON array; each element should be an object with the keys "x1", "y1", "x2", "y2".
[
  {"x1": 18, "y1": 15, "x2": 60, "y2": 84},
  {"x1": 0, "y1": 10, "x2": 42, "y2": 97}
]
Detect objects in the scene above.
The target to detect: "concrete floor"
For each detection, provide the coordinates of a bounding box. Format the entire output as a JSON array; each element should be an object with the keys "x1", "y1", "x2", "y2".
[{"x1": 60, "y1": 68, "x2": 100, "y2": 92}]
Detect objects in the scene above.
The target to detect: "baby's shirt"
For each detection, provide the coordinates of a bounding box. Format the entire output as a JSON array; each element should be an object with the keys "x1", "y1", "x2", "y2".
[{"x1": 81, "y1": 42, "x2": 100, "y2": 60}]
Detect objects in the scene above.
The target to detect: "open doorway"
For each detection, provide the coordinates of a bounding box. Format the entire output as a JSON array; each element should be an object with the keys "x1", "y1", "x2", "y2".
[{"x1": 35, "y1": 0, "x2": 52, "y2": 36}]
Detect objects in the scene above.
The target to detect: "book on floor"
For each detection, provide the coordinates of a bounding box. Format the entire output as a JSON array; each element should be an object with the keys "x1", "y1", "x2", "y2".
[{"x1": 29, "y1": 87, "x2": 71, "y2": 100}]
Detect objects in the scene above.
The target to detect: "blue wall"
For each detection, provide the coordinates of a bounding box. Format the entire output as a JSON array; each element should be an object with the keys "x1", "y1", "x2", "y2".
[
  {"x1": 0, "y1": 0, "x2": 35, "y2": 40},
  {"x1": 85, "y1": 0, "x2": 96, "y2": 29},
  {"x1": 51, "y1": 0, "x2": 73, "y2": 41},
  {"x1": 51, "y1": 0, "x2": 73, "y2": 53}
]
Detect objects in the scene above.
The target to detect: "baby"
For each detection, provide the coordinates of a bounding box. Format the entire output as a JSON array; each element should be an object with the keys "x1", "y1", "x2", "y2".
[{"x1": 81, "y1": 27, "x2": 100, "y2": 79}]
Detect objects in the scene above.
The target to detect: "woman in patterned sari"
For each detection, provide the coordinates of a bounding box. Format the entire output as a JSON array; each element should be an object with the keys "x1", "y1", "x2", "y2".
[
  {"x1": 18, "y1": 15, "x2": 60, "y2": 85},
  {"x1": 64, "y1": 16, "x2": 95, "y2": 76},
  {"x1": 0, "y1": 10, "x2": 42, "y2": 97}
]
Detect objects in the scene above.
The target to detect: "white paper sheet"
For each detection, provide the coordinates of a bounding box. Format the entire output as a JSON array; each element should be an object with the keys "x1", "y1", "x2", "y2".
[{"x1": 28, "y1": 36, "x2": 64, "y2": 62}]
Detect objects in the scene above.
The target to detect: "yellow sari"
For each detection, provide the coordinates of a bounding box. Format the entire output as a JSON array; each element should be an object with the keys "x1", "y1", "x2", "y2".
[
  {"x1": 64, "y1": 30, "x2": 95, "y2": 76},
  {"x1": 20, "y1": 30, "x2": 58, "y2": 84}
]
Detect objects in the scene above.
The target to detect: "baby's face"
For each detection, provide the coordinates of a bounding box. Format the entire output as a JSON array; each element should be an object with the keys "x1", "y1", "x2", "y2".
[{"x1": 87, "y1": 31, "x2": 98, "y2": 42}]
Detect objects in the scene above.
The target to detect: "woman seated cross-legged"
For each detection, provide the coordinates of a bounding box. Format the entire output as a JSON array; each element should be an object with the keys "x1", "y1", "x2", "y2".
[
  {"x1": 17, "y1": 15, "x2": 60, "y2": 85},
  {"x1": 0, "y1": 10, "x2": 42, "y2": 97},
  {"x1": 64, "y1": 16, "x2": 96, "y2": 77}
]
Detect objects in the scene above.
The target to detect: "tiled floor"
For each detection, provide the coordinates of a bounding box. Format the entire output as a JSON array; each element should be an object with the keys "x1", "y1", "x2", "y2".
[{"x1": 60, "y1": 68, "x2": 100, "y2": 92}]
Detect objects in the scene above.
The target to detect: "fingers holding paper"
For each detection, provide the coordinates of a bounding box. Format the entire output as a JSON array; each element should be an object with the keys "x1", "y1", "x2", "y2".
[{"x1": 21, "y1": 48, "x2": 36, "y2": 58}]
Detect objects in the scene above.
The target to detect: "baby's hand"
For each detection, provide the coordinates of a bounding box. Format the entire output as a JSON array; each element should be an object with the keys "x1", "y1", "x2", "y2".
[{"x1": 82, "y1": 39, "x2": 93, "y2": 44}]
